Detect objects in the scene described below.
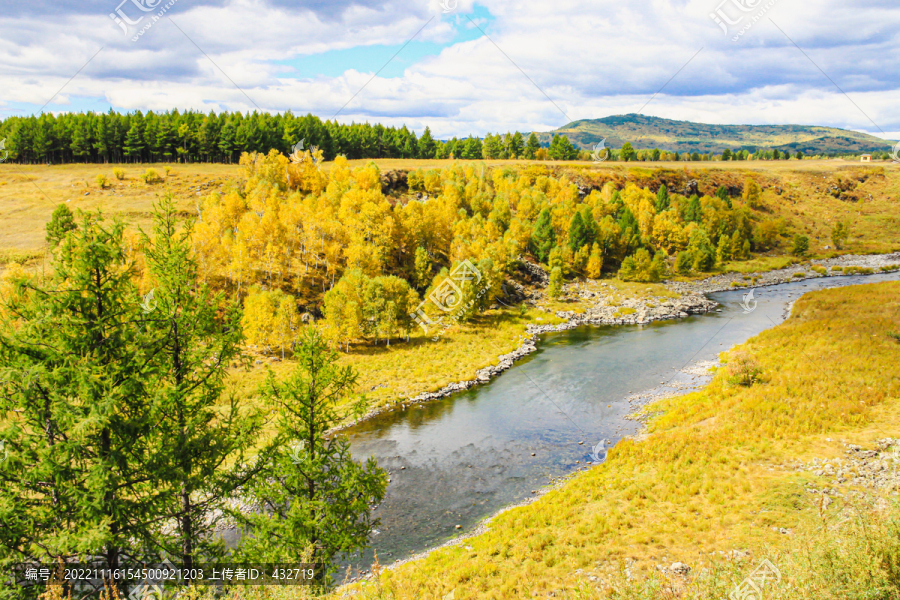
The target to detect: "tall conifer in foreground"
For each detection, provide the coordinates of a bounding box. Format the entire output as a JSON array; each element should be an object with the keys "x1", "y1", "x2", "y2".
[
  {"x1": 0, "y1": 212, "x2": 162, "y2": 596},
  {"x1": 237, "y1": 328, "x2": 387, "y2": 583},
  {"x1": 140, "y1": 196, "x2": 261, "y2": 570}
]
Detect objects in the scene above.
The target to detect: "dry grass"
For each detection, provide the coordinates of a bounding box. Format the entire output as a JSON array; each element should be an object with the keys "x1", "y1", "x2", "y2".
[
  {"x1": 320, "y1": 280, "x2": 900, "y2": 599},
  {"x1": 230, "y1": 306, "x2": 565, "y2": 422},
  {"x1": 0, "y1": 163, "x2": 235, "y2": 255}
]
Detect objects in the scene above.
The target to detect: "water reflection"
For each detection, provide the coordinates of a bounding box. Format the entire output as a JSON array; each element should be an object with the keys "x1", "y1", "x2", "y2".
[{"x1": 343, "y1": 272, "x2": 900, "y2": 571}]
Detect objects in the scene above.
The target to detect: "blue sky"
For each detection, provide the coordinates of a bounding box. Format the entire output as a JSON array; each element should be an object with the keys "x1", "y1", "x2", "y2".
[{"x1": 0, "y1": 0, "x2": 898, "y2": 140}]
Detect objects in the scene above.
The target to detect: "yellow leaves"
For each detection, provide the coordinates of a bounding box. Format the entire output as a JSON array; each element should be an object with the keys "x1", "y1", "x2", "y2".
[
  {"x1": 338, "y1": 189, "x2": 396, "y2": 276},
  {"x1": 621, "y1": 183, "x2": 657, "y2": 239},
  {"x1": 240, "y1": 149, "x2": 289, "y2": 191},
  {"x1": 286, "y1": 147, "x2": 327, "y2": 195},
  {"x1": 352, "y1": 161, "x2": 381, "y2": 191},
  {"x1": 651, "y1": 210, "x2": 687, "y2": 254},
  {"x1": 241, "y1": 286, "x2": 299, "y2": 357}
]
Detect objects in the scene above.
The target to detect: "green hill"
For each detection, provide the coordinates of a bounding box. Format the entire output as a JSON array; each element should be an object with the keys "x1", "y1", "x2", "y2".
[{"x1": 540, "y1": 113, "x2": 894, "y2": 155}]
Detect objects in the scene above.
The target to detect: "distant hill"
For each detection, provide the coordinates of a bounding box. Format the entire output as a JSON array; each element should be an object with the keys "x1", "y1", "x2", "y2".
[{"x1": 540, "y1": 114, "x2": 894, "y2": 155}]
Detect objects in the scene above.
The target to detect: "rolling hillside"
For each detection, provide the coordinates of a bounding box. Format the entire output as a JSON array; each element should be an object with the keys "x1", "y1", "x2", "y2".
[{"x1": 541, "y1": 113, "x2": 895, "y2": 155}]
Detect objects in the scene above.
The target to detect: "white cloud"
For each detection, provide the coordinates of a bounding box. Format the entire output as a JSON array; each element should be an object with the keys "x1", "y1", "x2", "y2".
[{"x1": 0, "y1": 0, "x2": 897, "y2": 139}]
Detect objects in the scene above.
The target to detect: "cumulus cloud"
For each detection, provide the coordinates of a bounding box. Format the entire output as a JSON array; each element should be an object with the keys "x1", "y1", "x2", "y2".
[{"x1": 0, "y1": 0, "x2": 898, "y2": 138}]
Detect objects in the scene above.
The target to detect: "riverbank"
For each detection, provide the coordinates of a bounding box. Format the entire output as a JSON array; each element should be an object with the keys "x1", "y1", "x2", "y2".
[
  {"x1": 333, "y1": 278, "x2": 900, "y2": 599},
  {"x1": 329, "y1": 253, "x2": 900, "y2": 435}
]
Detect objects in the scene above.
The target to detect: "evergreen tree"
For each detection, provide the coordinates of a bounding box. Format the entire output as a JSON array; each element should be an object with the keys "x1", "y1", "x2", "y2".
[
  {"x1": 685, "y1": 195, "x2": 702, "y2": 223},
  {"x1": 508, "y1": 131, "x2": 525, "y2": 158},
  {"x1": 461, "y1": 136, "x2": 483, "y2": 159},
  {"x1": 715, "y1": 186, "x2": 730, "y2": 208},
  {"x1": 140, "y1": 197, "x2": 260, "y2": 569},
  {"x1": 530, "y1": 208, "x2": 555, "y2": 263},
  {"x1": 123, "y1": 118, "x2": 145, "y2": 163},
  {"x1": 237, "y1": 329, "x2": 387, "y2": 582},
  {"x1": 0, "y1": 212, "x2": 164, "y2": 593},
  {"x1": 580, "y1": 205, "x2": 596, "y2": 246},
  {"x1": 655, "y1": 184, "x2": 670, "y2": 212},
  {"x1": 482, "y1": 133, "x2": 502, "y2": 160},
  {"x1": 45, "y1": 204, "x2": 77, "y2": 247},
  {"x1": 568, "y1": 211, "x2": 588, "y2": 252},
  {"x1": 524, "y1": 133, "x2": 541, "y2": 159},
  {"x1": 417, "y1": 127, "x2": 437, "y2": 159}
]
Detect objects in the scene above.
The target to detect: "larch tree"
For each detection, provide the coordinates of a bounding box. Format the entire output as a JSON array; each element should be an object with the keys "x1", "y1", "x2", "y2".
[
  {"x1": 0, "y1": 212, "x2": 163, "y2": 595},
  {"x1": 236, "y1": 329, "x2": 387, "y2": 583},
  {"x1": 140, "y1": 196, "x2": 261, "y2": 569}
]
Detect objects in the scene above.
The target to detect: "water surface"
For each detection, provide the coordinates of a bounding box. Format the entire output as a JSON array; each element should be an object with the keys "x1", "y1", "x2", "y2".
[{"x1": 345, "y1": 272, "x2": 900, "y2": 569}]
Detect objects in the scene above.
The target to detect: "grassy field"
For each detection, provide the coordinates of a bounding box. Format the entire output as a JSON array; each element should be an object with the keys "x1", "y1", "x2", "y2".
[
  {"x1": 2, "y1": 159, "x2": 899, "y2": 261},
  {"x1": 3, "y1": 159, "x2": 899, "y2": 423},
  {"x1": 0, "y1": 163, "x2": 233, "y2": 256},
  {"x1": 235, "y1": 306, "x2": 566, "y2": 420},
  {"x1": 321, "y1": 280, "x2": 900, "y2": 599}
]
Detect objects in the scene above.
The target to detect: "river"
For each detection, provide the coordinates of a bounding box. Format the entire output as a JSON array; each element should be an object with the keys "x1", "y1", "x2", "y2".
[{"x1": 342, "y1": 271, "x2": 900, "y2": 572}]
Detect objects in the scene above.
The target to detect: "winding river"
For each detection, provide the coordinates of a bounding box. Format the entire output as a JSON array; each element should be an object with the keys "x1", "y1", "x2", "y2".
[{"x1": 343, "y1": 271, "x2": 900, "y2": 572}]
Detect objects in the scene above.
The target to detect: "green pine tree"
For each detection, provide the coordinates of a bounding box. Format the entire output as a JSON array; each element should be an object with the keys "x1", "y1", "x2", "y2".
[
  {"x1": 418, "y1": 127, "x2": 437, "y2": 159},
  {"x1": 524, "y1": 133, "x2": 541, "y2": 159},
  {"x1": 685, "y1": 195, "x2": 702, "y2": 223},
  {"x1": 568, "y1": 211, "x2": 587, "y2": 252},
  {"x1": 237, "y1": 329, "x2": 387, "y2": 583},
  {"x1": 45, "y1": 203, "x2": 77, "y2": 247},
  {"x1": 0, "y1": 212, "x2": 164, "y2": 594},
  {"x1": 656, "y1": 184, "x2": 670, "y2": 211},
  {"x1": 140, "y1": 197, "x2": 261, "y2": 569},
  {"x1": 531, "y1": 208, "x2": 556, "y2": 263}
]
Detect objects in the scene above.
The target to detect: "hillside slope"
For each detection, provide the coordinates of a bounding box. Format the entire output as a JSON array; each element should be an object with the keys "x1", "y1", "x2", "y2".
[{"x1": 541, "y1": 114, "x2": 894, "y2": 155}]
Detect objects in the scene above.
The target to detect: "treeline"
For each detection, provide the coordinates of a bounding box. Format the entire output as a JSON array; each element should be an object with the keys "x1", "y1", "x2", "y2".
[
  {"x1": 1, "y1": 109, "x2": 860, "y2": 166},
  {"x1": 0, "y1": 201, "x2": 386, "y2": 597},
  {"x1": 185, "y1": 150, "x2": 800, "y2": 352}
]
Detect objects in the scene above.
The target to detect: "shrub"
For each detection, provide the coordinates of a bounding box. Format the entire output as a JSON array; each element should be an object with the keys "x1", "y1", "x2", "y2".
[
  {"x1": 96, "y1": 174, "x2": 109, "y2": 189},
  {"x1": 618, "y1": 249, "x2": 665, "y2": 282},
  {"x1": 675, "y1": 250, "x2": 693, "y2": 275},
  {"x1": 113, "y1": 168, "x2": 125, "y2": 180},
  {"x1": 793, "y1": 272, "x2": 805, "y2": 278},
  {"x1": 791, "y1": 234, "x2": 809, "y2": 256},
  {"x1": 726, "y1": 351, "x2": 762, "y2": 386},
  {"x1": 141, "y1": 168, "x2": 163, "y2": 184},
  {"x1": 547, "y1": 266, "x2": 563, "y2": 298},
  {"x1": 811, "y1": 265, "x2": 827, "y2": 275}
]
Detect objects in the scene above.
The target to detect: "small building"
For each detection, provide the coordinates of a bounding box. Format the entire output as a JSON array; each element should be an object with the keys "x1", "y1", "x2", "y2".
[{"x1": 861, "y1": 154, "x2": 872, "y2": 163}]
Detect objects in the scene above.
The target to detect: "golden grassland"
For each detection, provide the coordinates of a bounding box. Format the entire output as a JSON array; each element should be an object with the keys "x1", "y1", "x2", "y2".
[
  {"x1": 313, "y1": 280, "x2": 900, "y2": 599},
  {"x1": 234, "y1": 306, "x2": 566, "y2": 419},
  {"x1": 2, "y1": 159, "x2": 899, "y2": 260}
]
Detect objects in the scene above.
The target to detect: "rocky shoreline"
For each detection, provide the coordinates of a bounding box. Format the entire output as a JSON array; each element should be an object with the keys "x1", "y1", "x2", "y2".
[
  {"x1": 668, "y1": 251, "x2": 900, "y2": 295},
  {"x1": 333, "y1": 252, "x2": 900, "y2": 434}
]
